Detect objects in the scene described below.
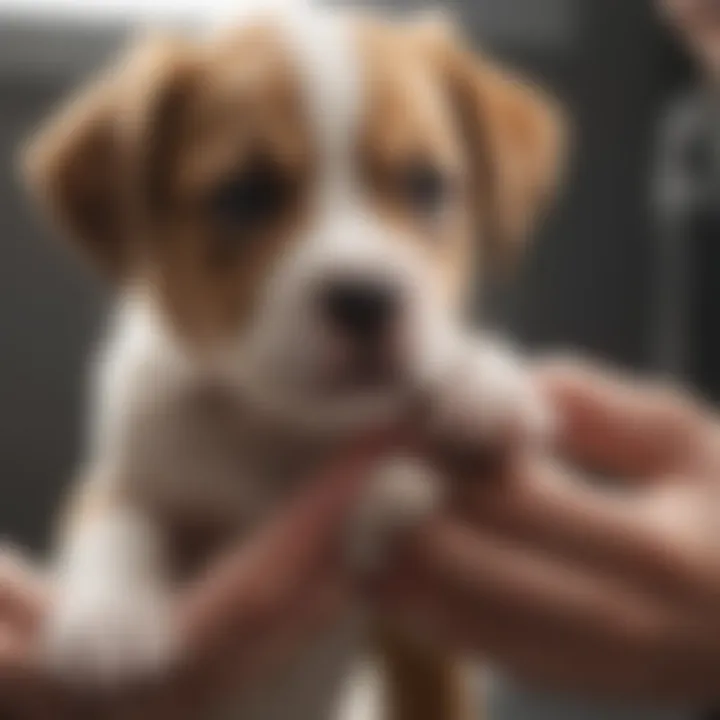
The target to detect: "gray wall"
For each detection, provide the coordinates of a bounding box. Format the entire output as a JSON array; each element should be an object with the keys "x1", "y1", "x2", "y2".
[{"x1": 0, "y1": 77, "x2": 107, "y2": 551}]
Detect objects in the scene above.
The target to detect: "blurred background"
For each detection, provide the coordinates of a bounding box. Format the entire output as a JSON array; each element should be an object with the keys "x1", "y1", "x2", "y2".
[{"x1": 0, "y1": 1, "x2": 710, "y2": 718}]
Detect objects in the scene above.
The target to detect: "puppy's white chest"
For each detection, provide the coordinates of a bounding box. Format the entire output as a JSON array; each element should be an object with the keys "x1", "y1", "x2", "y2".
[{"x1": 102, "y1": 358, "x2": 326, "y2": 527}]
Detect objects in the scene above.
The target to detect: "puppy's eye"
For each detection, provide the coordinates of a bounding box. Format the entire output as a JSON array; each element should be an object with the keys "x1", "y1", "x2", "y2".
[
  {"x1": 211, "y1": 157, "x2": 290, "y2": 230},
  {"x1": 401, "y1": 162, "x2": 450, "y2": 216}
]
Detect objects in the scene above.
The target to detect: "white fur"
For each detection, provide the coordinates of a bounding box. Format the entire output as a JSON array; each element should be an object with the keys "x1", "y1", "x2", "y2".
[
  {"x1": 46, "y1": 507, "x2": 174, "y2": 686},
  {"x1": 44, "y1": 7, "x2": 551, "y2": 718},
  {"x1": 429, "y1": 337, "x2": 555, "y2": 448},
  {"x1": 348, "y1": 456, "x2": 443, "y2": 575},
  {"x1": 199, "y1": 7, "x2": 454, "y2": 432},
  {"x1": 85, "y1": 290, "x2": 194, "y2": 465},
  {"x1": 280, "y1": 6, "x2": 362, "y2": 197}
]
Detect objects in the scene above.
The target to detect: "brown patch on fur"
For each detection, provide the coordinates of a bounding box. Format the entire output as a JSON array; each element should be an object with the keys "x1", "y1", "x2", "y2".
[
  {"x1": 22, "y1": 72, "x2": 126, "y2": 278},
  {"x1": 374, "y1": 622, "x2": 475, "y2": 720},
  {"x1": 355, "y1": 15, "x2": 564, "y2": 304},
  {"x1": 355, "y1": 17, "x2": 564, "y2": 720},
  {"x1": 144, "y1": 27, "x2": 313, "y2": 343},
  {"x1": 23, "y1": 24, "x2": 314, "y2": 345},
  {"x1": 28, "y1": 19, "x2": 559, "y2": 720},
  {"x1": 356, "y1": 20, "x2": 474, "y2": 308},
  {"x1": 415, "y1": 16, "x2": 567, "y2": 269},
  {"x1": 23, "y1": 13, "x2": 563, "y2": 341}
]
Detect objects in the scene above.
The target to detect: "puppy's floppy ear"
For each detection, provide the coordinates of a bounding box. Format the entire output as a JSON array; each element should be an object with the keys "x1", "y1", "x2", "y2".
[
  {"x1": 415, "y1": 18, "x2": 567, "y2": 270},
  {"x1": 21, "y1": 74, "x2": 122, "y2": 278},
  {"x1": 20, "y1": 34, "x2": 197, "y2": 280},
  {"x1": 469, "y1": 60, "x2": 565, "y2": 268}
]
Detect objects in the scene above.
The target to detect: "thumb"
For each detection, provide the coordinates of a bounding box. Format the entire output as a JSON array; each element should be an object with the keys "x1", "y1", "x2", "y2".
[{"x1": 180, "y1": 429, "x2": 402, "y2": 658}]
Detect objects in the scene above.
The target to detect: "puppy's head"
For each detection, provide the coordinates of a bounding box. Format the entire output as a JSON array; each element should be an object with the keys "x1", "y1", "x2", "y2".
[{"x1": 22, "y1": 8, "x2": 564, "y2": 430}]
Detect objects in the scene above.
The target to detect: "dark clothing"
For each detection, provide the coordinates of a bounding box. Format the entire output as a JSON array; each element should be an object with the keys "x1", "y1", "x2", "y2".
[
  {"x1": 651, "y1": 87, "x2": 720, "y2": 719},
  {"x1": 652, "y1": 87, "x2": 720, "y2": 403}
]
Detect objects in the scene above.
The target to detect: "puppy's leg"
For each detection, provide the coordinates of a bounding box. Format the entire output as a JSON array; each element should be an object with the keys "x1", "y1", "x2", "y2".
[
  {"x1": 347, "y1": 456, "x2": 442, "y2": 576},
  {"x1": 429, "y1": 337, "x2": 555, "y2": 455},
  {"x1": 346, "y1": 459, "x2": 475, "y2": 720},
  {"x1": 45, "y1": 474, "x2": 175, "y2": 688}
]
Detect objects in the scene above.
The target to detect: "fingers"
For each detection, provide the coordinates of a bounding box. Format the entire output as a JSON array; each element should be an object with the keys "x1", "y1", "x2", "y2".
[
  {"x1": 0, "y1": 627, "x2": 36, "y2": 684},
  {"x1": 0, "y1": 628, "x2": 80, "y2": 720},
  {"x1": 380, "y1": 580, "x2": 684, "y2": 703},
  {"x1": 538, "y1": 359, "x2": 706, "y2": 476},
  {"x1": 383, "y1": 519, "x2": 668, "y2": 651},
  {"x1": 203, "y1": 579, "x2": 345, "y2": 696},
  {"x1": 380, "y1": 518, "x2": 717, "y2": 703},
  {"x1": 0, "y1": 547, "x2": 50, "y2": 697},
  {"x1": 0, "y1": 549, "x2": 75, "y2": 718},
  {"x1": 377, "y1": 519, "x2": 685, "y2": 698},
  {"x1": 229, "y1": 579, "x2": 347, "y2": 685},
  {"x1": 0, "y1": 547, "x2": 48, "y2": 634},
  {"x1": 169, "y1": 579, "x2": 347, "y2": 713},
  {"x1": 179, "y1": 429, "x2": 399, "y2": 663},
  {"x1": 459, "y1": 458, "x2": 703, "y2": 595}
]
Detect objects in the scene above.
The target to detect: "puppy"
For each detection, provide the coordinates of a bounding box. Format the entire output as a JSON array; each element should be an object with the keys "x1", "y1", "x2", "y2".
[{"x1": 21, "y1": 5, "x2": 563, "y2": 719}]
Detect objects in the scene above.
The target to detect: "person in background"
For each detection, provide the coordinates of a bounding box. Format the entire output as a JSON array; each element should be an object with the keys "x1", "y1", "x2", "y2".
[{"x1": 653, "y1": 0, "x2": 720, "y2": 400}]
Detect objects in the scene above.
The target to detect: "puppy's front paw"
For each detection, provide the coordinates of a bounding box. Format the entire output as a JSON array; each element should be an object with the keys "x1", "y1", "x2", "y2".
[
  {"x1": 430, "y1": 343, "x2": 555, "y2": 454},
  {"x1": 348, "y1": 457, "x2": 442, "y2": 575},
  {"x1": 45, "y1": 576, "x2": 175, "y2": 689}
]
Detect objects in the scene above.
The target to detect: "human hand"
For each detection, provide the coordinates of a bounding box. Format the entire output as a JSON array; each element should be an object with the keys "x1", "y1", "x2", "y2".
[
  {"x1": 0, "y1": 432, "x2": 392, "y2": 719},
  {"x1": 378, "y1": 361, "x2": 720, "y2": 702},
  {"x1": 0, "y1": 548, "x2": 82, "y2": 719}
]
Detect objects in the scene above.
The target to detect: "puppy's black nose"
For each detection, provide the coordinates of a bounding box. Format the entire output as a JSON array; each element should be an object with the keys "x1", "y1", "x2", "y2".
[{"x1": 321, "y1": 278, "x2": 399, "y2": 340}]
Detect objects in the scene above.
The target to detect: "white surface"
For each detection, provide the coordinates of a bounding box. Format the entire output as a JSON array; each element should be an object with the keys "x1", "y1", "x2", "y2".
[
  {"x1": 0, "y1": 0, "x2": 305, "y2": 25},
  {"x1": 0, "y1": 0, "x2": 576, "y2": 48}
]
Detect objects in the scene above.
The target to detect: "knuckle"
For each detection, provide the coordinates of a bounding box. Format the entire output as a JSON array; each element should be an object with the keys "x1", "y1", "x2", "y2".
[
  {"x1": 654, "y1": 386, "x2": 704, "y2": 433},
  {"x1": 643, "y1": 384, "x2": 708, "y2": 466},
  {"x1": 0, "y1": 564, "x2": 20, "y2": 611}
]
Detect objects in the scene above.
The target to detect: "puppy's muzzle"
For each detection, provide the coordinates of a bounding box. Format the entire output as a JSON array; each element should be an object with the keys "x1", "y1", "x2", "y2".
[
  {"x1": 315, "y1": 274, "x2": 408, "y2": 388},
  {"x1": 320, "y1": 276, "x2": 400, "y2": 343}
]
